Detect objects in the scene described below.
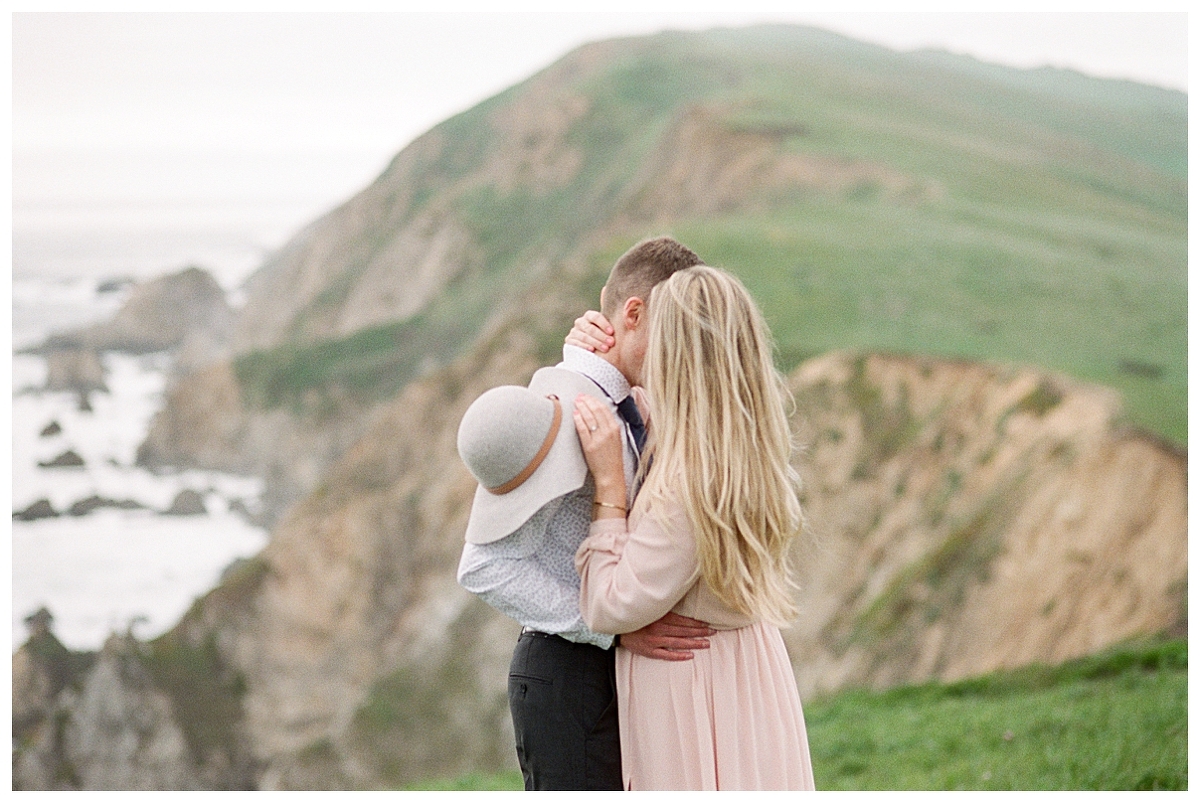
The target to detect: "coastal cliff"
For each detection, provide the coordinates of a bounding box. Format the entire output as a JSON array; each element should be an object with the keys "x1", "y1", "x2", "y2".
[{"x1": 785, "y1": 353, "x2": 1186, "y2": 694}]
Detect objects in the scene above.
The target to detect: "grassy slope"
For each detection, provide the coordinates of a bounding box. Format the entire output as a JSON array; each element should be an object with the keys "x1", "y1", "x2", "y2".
[
  {"x1": 806, "y1": 638, "x2": 1186, "y2": 790},
  {"x1": 408, "y1": 638, "x2": 1186, "y2": 791},
  {"x1": 659, "y1": 27, "x2": 1186, "y2": 443},
  {"x1": 234, "y1": 25, "x2": 1185, "y2": 445}
]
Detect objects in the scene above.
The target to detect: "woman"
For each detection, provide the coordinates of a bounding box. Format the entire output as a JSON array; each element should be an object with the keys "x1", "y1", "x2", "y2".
[{"x1": 570, "y1": 265, "x2": 815, "y2": 791}]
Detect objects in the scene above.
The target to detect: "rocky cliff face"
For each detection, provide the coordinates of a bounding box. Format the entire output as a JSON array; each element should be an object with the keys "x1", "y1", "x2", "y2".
[
  {"x1": 619, "y1": 105, "x2": 936, "y2": 227},
  {"x1": 225, "y1": 42, "x2": 604, "y2": 359},
  {"x1": 783, "y1": 352, "x2": 1186, "y2": 696},
  {"x1": 17, "y1": 348, "x2": 1184, "y2": 789},
  {"x1": 13, "y1": 631, "x2": 256, "y2": 791},
  {"x1": 135, "y1": 361, "x2": 377, "y2": 522}
]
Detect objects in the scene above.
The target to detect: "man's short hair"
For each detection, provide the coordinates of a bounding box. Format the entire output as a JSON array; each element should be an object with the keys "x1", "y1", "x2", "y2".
[{"x1": 601, "y1": 236, "x2": 703, "y2": 318}]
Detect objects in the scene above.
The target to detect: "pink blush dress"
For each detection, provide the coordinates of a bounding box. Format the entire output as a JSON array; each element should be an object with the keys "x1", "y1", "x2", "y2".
[{"x1": 576, "y1": 499, "x2": 816, "y2": 791}]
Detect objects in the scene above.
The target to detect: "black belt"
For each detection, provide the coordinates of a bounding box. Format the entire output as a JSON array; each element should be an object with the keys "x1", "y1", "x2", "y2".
[
  {"x1": 520, "y1": 627, "x2": 558, "y2": 639},
  {"x1": 520, "y1": 627, "x2": 618, "y2": 649}
]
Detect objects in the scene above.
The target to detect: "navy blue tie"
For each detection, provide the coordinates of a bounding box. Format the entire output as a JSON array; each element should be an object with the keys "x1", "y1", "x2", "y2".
[{"x1": 616, "y1": 396, "x2": 647, "y2": 455}]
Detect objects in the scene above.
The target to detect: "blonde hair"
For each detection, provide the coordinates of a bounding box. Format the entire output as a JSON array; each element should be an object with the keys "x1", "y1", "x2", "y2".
[{"x1": 638, "y1": 266, "x2": 802, "y2": 625}]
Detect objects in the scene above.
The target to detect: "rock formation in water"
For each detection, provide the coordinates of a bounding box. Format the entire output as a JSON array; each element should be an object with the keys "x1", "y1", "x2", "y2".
[
  {"x1": 136, "y1": 360, "x2": 377, "y2": 524},
  {"x1": 162, "y1": 489, "x2": 207, "y2": 517},
  {"x1": 43, "y1": 350, "x2": 107, "y2": 396},
  {"x1": 38, "y1": 449, "x2": 86, "y2": 469},
  {"x1": 44, "y1": 266, "x2": 233, "y2": 360},
  {"x1": 28, "y1": 265, "x2": 236, "y2": 411},
  {"x1": 13, "y1": 608, "x2": 259, "y2": 791},
  {"x1": 14, "y1": 499, "x2": 59, "y2": 521},
  {"x1": 66, "y1": 496, "x2": 144, "y2": 517}
]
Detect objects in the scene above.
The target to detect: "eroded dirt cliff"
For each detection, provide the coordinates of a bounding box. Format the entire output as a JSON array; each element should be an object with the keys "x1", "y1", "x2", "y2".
[{"x1": 784, "y1": 352, "x2": 1186, "y2": 696}]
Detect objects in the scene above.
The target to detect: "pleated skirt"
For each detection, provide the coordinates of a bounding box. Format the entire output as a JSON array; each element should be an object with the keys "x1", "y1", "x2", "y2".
[{"x1": 615, "y1": 619, "x2": 816, "y2": 790}]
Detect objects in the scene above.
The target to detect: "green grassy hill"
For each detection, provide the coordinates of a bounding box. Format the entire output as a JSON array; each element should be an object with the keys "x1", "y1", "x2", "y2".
[
  {"x1": 581, "y1": 26, "x2": 1186, "y2": 442},
  {"x1": 235, "y1": 24, "x2": 1186, "y2": 445},
  {"x1": 409, "y1": 638, "x2": 1187, "y2": 791}
]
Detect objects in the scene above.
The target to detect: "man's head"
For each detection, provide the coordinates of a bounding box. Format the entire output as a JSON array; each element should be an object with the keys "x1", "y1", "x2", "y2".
[{"x1": 598, "y1": 236, "x2": 702, "y2": 385}]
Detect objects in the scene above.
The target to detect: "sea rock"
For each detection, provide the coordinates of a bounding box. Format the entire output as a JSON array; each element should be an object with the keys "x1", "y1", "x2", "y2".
[
  {"x1": 12, "y1": 617, "x2": 257, "y2": 791},
  {"x1": 44, "y1": 349, "x2": 107, "y2": 395},
  {"x1": 14, "y1": 498, "x2": 59, "y2": 521},
  {"x1": 24, "y1": 607, "x2": 56, "y2": 637},
  {"x1": 43, "y1": 266, "x2": 233, "y2": 359},
  {"x1": 40, "y1": 420, "x2": 63, "y2": 437},
  {"x1": 227, "y1": 498, "x2": 267, "y2": 528},
  {"x1": 162, "y1": 489, "x2": 207, "y2": 516},
  {"x1": 67, "y1": 496, "x2": 145, "y2": 517},
  {"x1": 12, "y1": 610, "x2": 88, "y2": 731},
  {"x1": 97, "y1": 277, "x2": 135, "y2": 294},
  {"x1": 65, "y1": 636, "x2": 202, "y2": 789},
  {"x1": 38, "y1": 450, "x2": 86, "y2": 469}
]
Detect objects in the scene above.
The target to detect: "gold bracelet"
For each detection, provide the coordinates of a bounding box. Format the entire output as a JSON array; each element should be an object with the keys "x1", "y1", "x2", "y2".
[{"x1": 593, "y1": 501, "x2": 627, "y2": 512}]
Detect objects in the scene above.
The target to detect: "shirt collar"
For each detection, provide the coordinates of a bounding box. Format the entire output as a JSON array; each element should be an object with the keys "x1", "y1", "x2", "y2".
[{"x1": 561, "y1": 345, "x2": 631, "y2": 403}]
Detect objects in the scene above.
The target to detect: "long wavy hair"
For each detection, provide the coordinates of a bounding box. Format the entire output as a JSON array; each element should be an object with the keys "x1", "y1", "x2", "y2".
[{"x1": 637, "y1": 265, "x2": 803, "y2": 625}]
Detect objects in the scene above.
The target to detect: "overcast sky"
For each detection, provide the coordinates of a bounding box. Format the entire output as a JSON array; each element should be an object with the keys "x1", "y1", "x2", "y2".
[{"x1": 11, "y1": 11, "x2": 1188, "y2": 211}]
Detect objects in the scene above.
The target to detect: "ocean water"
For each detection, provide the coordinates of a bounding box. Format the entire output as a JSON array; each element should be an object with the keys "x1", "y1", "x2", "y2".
[{"x1": 10, "y1": 201, "x2": 312, "y2": 651}]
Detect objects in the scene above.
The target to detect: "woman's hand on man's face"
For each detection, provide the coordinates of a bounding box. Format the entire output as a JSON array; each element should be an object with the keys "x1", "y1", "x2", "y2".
[{"x1": 565, "y1": 310, "x2": 615, "y2": 353}]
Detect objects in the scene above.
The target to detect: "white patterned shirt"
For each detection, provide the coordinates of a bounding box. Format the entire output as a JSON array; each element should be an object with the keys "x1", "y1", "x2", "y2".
[{"x1": 456, "y1": 346, "x2": 639, "y2": 647}]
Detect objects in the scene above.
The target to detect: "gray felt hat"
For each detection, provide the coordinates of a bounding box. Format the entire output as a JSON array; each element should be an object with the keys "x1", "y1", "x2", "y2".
[{"x1": 458, "y1": 367, "x2": 609, "y2": 544}]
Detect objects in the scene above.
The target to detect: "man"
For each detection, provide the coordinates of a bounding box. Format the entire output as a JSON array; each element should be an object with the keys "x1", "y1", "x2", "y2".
[{"x1": 456, "y1": 236, "x2": 713, "y2": 790}]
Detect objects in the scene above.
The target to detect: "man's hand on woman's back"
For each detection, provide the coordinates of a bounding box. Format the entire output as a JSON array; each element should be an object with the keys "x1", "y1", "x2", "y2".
[{"x1": 620, "y1": 612, "x2": 715, "y2": 661}]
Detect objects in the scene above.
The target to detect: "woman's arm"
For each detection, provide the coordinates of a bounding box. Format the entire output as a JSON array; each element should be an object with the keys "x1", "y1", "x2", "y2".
[
  {"x1": 572, "y1": 394, "x2": 699, "y2": 633},
  {"x1": 574, "y1": 501, "x2": 700, "y2": 634},
  {"x1": 572, "y1": 394, "x2": 627, "y2": 522}
]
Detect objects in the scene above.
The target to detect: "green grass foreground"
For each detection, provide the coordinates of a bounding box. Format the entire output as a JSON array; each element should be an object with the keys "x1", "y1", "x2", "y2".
[
  {"x1": 409, "y1": 638, "x2": 1185, "y2": 791},
  {"x1": 807, "y1": 638, "x2": 1186, "y2": 790}
]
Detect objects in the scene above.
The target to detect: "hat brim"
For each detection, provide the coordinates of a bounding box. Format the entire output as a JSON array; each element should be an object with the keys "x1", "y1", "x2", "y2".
[{"x1": 463, "y1": 367, "x2": 611, "y2": 544}]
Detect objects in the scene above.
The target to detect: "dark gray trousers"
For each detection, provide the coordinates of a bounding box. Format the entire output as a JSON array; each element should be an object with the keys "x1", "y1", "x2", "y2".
[{"x1": 508, "y1": 631, "x2": 622, "y2": 790}]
